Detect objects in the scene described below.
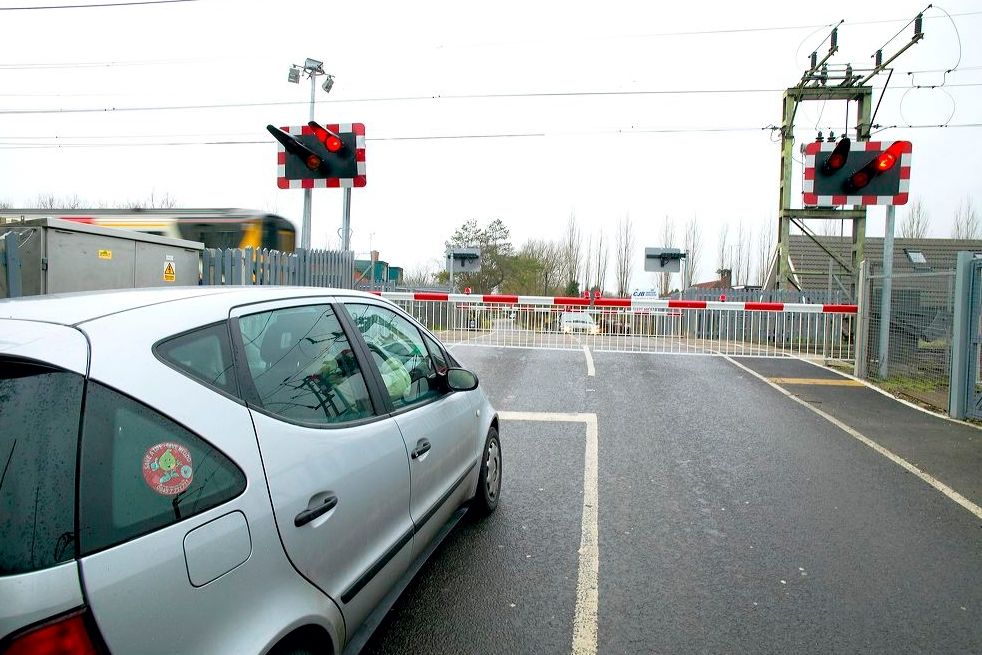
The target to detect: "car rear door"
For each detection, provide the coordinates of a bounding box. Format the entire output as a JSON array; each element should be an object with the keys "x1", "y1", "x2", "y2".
[
  {"x1": 0, "y1": 321, "x2": 88, "y2": 643},
  {"x1": 340, "y1": 301, "x2": 481, "y2": 558},
  {"x1": 230, "y1": 298, "x2": 414, "y2": 632}
]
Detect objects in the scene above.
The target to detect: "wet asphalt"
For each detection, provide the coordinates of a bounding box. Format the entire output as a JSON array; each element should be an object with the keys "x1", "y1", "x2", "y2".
[{"x1": 362, "y1": 346, "x2": 982, "y2": 655}]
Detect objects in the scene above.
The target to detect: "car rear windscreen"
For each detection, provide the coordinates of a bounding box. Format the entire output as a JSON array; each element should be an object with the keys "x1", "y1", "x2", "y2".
[{"x1": 0, "y1": 359, "x2": 84, "y2": 575}]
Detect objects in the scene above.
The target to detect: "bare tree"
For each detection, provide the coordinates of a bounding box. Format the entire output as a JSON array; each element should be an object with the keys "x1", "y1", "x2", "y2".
[
  {"x1": 0, "y1": 199, "x2": 10, "y2": 211},
  {"x1": 717, "y1": 224, "x2": 729, "y2": 273},
  {"x1": 33, "y1": 193, "x2": 58, "y2": 209},
  {"x1": 594, "y1": 230, "x2": 609, "y2": 292},
  {"x1": 659, "y1": 216, "x2": 676, "y2": 296},
  {"x1": 122, "y1": 191, "x2": 178, "y2": 210},
  {"x1": 614, "y1": 214, "x2": 634, "y2": 296},
  {"x1": 559, "y1": 212, "x2": 582, "y2": 293},
  {"x1": 683, "y1": 216, "x2": 701, "y2": 289},
  {"x1": 402, "y1": 265, "x2": 434, "y2": 289},
  {"x1": 582, "y1": 233, "x2": 593, "y2": 293},
  {"x1": 900, "y1": 199, "x2": 930, "y2": 239},
  {"x1": 818, "y1": 219, "x2": 842, "y2": 237},
  {"x1": 953, "y1": 197, "x2": 981, "y2": 240},
  {"x1": 756, "y1": 224, "x2": 775, "y2": 287},
  {"x1": 730, "y1": 222, "x2": 749, "y2": 286},
  {"x1": 742, "y1": 225, "x2": 753, "y2": 286}
]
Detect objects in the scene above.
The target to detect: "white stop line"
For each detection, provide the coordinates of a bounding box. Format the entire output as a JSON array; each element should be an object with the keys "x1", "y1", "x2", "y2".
[{"x1": 499, "y1": 411, "x2": 599, "y2": 655}]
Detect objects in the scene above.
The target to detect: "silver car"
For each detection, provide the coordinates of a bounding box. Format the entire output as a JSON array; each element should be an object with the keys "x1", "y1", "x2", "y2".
[{"x1": 0, "y1": 287, "x2": 501, "y2": 655}]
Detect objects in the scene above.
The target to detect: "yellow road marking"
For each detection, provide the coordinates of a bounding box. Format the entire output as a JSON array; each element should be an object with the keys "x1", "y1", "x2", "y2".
[{"x1": 769, "y1": 377, "x2": 864, "y2": 386}]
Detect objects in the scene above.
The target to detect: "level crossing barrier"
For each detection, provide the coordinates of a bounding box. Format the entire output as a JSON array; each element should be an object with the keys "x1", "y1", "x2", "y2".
[{"x1": 380, "y1": 292, "x2": 857, "y2": 361}]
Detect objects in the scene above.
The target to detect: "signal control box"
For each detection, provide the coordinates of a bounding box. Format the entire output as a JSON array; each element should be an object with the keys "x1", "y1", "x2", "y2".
[{"x1": 0, "y1": 218, "x2": 203, "y2": 298}]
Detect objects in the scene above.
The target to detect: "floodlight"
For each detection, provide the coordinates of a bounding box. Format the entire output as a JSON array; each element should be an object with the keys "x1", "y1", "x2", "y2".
[
  {"x1": 304, "y1": 58, "x2": 324, "y2": 71},
  {"x1": 904, "y1": 249, "x2": 930, "y2": 271},
  {"x1": 321, "y1": 74, "x2": 335, "y2": 93},
  {"x1": 287, "y1": 67, "x2": 300, "y2": 84}
]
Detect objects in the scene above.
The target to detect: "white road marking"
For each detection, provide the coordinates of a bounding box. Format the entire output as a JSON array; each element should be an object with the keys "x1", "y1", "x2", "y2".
[
  {"x1": 725, "y1": 356, "x2": 982, "y2": 520},
  {"x1": 798, "y1": 356, "x2": 982, "y2": 432},
  {"x1": 582, "y1": 345, "x2": 595, "y2": 377},
  {"x1": 499, "y1": 411, "x2": 599, "y2": 655}
]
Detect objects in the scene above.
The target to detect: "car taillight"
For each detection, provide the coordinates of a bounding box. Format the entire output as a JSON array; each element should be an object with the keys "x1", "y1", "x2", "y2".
[{"x1": 3, "y1": 610, "x2": 101, "y2": 655}]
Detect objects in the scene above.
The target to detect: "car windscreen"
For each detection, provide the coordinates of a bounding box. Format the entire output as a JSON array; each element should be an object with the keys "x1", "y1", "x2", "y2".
[{"x1": 0, "y1": 358, "x2": 84, "y2": 575}]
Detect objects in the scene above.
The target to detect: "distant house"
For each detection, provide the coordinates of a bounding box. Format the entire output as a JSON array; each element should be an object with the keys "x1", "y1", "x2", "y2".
[{"x1": 692, "y1": 268, "x2": 732, "y2": 290}]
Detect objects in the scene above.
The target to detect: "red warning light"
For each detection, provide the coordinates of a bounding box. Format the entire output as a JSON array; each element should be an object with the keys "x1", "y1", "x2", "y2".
[
  {"x1": 305, "y1": 154, "x2": 322, "y2": 170},
  {"x1": 875, "y1": 141, "x2": 905, "y2": 172},
  {"x1": 309, "y1": 121, "x2": 344, "y2": 153},
  {"x1": 849, "y1": 170, "x2": 870, "y2": 189},
  {"x1": 821, "y1": 137, "x2": 851, "y2": 175}
]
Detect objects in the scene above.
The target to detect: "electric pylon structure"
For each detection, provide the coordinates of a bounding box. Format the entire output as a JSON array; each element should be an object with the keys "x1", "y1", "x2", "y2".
[{"x1": 774, "y1": 12, "x2": 925, "y2": 295}]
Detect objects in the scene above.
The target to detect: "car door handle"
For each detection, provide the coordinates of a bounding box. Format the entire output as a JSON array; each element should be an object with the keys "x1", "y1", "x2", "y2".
[
  {"x1": 294, "y1": 495, "x2": 339, "y2": 527},
  {"x1": 411, "y1": 439, "x2": 432, "y2": 459}
]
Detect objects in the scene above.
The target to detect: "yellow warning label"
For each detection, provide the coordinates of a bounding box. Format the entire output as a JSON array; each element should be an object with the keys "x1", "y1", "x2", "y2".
[
  {"x1": 163, "y1": 261, "x2": 176, "y2": 282},
  {"x1": 98, "y1": 250, "x2": 112, "y2": 260}
]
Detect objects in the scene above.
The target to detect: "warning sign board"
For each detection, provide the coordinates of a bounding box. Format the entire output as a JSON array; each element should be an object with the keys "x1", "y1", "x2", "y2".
[{"x1": 163, "y1": 261, "x2": 176, "y2": 282}]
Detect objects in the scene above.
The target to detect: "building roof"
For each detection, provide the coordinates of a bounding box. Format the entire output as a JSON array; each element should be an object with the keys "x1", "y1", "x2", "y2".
[
  {"x1": 784, "y1": 235, "x2": 982, "y2": 285},
  {"x1": 780, "y1": 234, "x2": 982, "y2": 308},
  {"x1": 692, "y1": 269, "x2": 732, "y2": 290}
]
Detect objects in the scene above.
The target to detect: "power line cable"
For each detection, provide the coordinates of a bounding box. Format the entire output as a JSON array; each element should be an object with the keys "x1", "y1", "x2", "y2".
[
  {"x1": 3, "y1": 9, "x2": 982, "y2": 69},
  {"x1": 3, "y1": 82, "x2": 982, "y2": 116},
  {"x1": 2, "y1": 122, "x2": 980, "y2": 150},
  {"x1": 0, "y1": 0, "x2": 200, "y2": 10}
]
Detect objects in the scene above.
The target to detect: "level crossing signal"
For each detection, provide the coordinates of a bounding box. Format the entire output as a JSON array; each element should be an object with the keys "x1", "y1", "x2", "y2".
[
  {"x1": 803, "y1": 138, "x2": 911, "y2": 206},
  {"x1": 268, "y1": 122, "x2": 367, "y2": 188}
]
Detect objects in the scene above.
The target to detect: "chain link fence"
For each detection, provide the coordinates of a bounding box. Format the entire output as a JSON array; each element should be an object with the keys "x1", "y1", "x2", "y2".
[{"x1": 858, "y1": 270, "x2": 956, "y2": 410}]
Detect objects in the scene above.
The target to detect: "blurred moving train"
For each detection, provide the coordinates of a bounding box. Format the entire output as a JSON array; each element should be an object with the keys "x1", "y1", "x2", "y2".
[{"x1": 0, "y1": 208, "x2": 297, "y2": 252}]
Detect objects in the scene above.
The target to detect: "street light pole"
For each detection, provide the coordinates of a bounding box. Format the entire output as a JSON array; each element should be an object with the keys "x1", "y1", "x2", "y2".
[
  {"x1": 288, "y1": 58, "x2": 331, "y2": 251},
  {"x1": 300, "y1": 71, "x2": 317, "y2": 251}
]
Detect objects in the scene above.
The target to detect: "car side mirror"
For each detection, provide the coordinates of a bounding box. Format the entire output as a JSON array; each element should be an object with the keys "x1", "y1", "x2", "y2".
[{"x1": 445, "y1": 367, "x2": 479, "y2": 391}]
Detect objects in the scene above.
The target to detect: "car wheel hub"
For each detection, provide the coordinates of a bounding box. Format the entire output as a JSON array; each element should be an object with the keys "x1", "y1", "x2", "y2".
[{"x1": 485, "y1": 440, "x2": 500, "y2": 501}]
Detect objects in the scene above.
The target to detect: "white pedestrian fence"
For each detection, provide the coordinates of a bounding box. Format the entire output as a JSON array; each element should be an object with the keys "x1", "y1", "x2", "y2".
[{"x1": 380, "y1": 292, "x2": 857, "y2": 361}]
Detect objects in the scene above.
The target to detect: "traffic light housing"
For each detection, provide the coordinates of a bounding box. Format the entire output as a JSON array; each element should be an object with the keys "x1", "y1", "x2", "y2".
[
  {"x1": 803, "y1": 139, "x2": 911, "y2": 206},
  {"x1": 270, "y1": 122, "x2": 366, "y2": 188}
]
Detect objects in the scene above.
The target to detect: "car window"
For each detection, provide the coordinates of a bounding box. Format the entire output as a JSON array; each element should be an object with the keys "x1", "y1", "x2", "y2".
[
  {"x1": 0, "y1": 359, "x2": 84, "y2": 575},
  {"x1": 78, "y1": 381, "x2": 246, "y2": 555},
  {"x1": 421, "y1": 331, "x2": 449, "y2": 375},
  {"x1": 237, "y1": 305, "x2": 374, "y2": 425},
  {"x1": 343, "y1": 304, "x2": 443, "y2": 409},
  {"x1": 155, "y1": 322, "x2": 238, "y2": 397}
]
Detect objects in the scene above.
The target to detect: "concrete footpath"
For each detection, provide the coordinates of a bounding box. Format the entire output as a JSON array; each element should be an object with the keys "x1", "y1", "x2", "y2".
[{"x1": 731, "y1": 356, "x2": 982, "y2": 513}]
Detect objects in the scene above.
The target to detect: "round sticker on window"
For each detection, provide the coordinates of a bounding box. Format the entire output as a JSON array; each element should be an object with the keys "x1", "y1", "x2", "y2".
[{"x1": 142, "y1": 442, "x2": 194, "y2": 496}]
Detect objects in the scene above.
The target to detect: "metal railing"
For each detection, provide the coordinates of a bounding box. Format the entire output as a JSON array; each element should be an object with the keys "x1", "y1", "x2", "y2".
[
  {"x1": 201, "y1": 247, "x2": 353, "y2": 288},
  {"x1": 857, "y1": 270, "x2": 956, "y2": 410},
  {"x1": 383, "y1": 293, "x2": 857, "y2": 361}
]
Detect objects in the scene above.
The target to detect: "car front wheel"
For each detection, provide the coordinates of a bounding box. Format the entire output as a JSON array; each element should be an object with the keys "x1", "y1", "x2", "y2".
[{"x1": 471, "y1": 427, "x2": 501, "y2": 517}]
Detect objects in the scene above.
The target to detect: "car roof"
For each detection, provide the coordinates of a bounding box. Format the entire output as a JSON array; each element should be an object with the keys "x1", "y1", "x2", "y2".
[{"x1": 0, "y1": 286, "x2": 385, "y2": 326}]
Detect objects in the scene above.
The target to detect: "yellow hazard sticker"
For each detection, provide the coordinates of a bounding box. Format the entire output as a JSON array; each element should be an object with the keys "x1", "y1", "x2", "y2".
[
  {"x1": 98, "y1": 249, "x2": 112, "y2": 260},
  {"x1": 163, "y1": 261, "x2": 176, "y2": 282}
]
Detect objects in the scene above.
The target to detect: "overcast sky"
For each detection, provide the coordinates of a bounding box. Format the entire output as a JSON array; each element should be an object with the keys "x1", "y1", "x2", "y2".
[{"x1": 2, "y1": 0, "x2": 980, "y2": 288}]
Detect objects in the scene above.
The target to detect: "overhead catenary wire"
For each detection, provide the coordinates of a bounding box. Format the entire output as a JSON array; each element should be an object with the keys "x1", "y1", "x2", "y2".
[
  {"x1": 0, "y1": 0, "x2": 201, "y2": 10},
  {"x1": 3, "y1": 82, "x2": 982, "y2": 116},
  {"x1": 2, "y1": 122, "x2": 981, "y2": 150},
  {"x1": 2, "y1": 9, "x2": 981, "y2": 70}
]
